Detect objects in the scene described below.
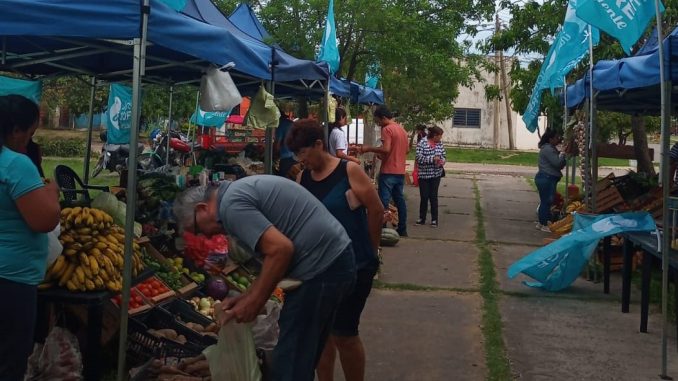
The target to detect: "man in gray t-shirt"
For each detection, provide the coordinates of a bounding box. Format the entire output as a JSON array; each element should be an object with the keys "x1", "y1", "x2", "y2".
[
  {"x1": 217, "y1": 175, "x2": 352, "y2": 280},
  {"x1": 174, "y1": 175, "x2": 356, "y2": 380}
]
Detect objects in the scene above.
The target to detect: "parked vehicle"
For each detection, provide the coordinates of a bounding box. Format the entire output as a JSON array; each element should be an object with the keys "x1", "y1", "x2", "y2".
[{"x1": 91, "y1": 130, "x2": 159, "y2": 178}]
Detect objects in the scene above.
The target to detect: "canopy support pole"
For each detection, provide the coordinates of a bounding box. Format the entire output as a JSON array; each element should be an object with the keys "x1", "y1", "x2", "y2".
[
  {"x1": 189, "y1": 91, "x2": 199, "y2": 166},
  {"x1": 323, "y1": 80, "x2": 330, "y2": 149},
  {"x1": 116, "y1": 1, "x2": 148, "y2": 379},
  {"x1": 264, "y1": 49, "x2": 277, "y2": 175},
  {"x1": 655, "y1": 3, "x2": 671, "y2": 377},
  {"x1": 166, "y1": 85, "x2": 174, "y2": 165},
  {"x1": 83, "y1": 76, "x2": 96, "y2": 185},
  {"x1": 355, "y1": 109, "x2": 359, "y2": 144},
  {"x1": 563, "y1": 77, "x2": 569, "y2": 209}
]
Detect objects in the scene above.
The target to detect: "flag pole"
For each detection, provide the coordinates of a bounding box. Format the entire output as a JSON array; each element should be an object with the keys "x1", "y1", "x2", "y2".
[
  {"x1": 654, "y1": 2, "x2": 670, "y2": 377},
  {"x1": 588, "y1": 24, "x2": 598, "y2": 212}
]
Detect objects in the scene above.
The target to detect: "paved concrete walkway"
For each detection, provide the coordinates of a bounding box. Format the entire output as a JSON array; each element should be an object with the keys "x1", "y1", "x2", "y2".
[{"x1": 325, "y1": 170, "x2": 678, "y2": 380}]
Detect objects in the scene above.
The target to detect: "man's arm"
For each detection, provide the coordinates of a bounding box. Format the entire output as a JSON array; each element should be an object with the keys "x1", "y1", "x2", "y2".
[
  {"x1": 361, "y1": 129, "x2": 392, "y2": 157},
  {"x1": 220, "y1": 226, "x2": 294, "y2": 324}
]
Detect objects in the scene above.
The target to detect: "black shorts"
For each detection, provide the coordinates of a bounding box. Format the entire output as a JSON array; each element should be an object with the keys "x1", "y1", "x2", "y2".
[{"x1": 332, "y1": 267, "x2": 377, "y2": 337}]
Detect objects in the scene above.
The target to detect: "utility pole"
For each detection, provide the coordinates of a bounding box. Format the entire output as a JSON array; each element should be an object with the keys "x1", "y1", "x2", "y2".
[
  {"x1": 498, "y1": 33, "x2": 515, "y2": 150},
  {"x1": 493, "y1": 14, "x2": 500, "y2": 149}
]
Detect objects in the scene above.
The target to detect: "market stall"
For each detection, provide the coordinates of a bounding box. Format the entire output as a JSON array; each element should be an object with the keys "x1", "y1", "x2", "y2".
[{"x1": 0, "y1": 1, "x2": 318, "y2": 379}]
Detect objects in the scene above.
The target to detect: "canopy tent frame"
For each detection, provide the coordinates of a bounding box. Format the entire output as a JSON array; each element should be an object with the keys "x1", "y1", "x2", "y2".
[{"x1": 0, "y1": 1, "x2": 330, "y2": 379}]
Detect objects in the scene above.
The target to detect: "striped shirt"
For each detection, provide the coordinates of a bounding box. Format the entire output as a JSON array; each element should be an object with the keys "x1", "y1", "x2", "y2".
[
  {"x1": 670, "y1": 143, "x2": 678, "y2": 161},
  {"x1": 416, "y1": 139, "x2": 446, "y2": 179}
]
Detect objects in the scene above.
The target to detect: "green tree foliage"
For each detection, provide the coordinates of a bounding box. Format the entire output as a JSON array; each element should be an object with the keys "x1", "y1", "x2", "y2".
[
  {"x1": 42, "y1": 76, "x2": 200, "y2": 124},
  {"x1": 222, "y1": 0, "x2": 496, "y2": 128}
]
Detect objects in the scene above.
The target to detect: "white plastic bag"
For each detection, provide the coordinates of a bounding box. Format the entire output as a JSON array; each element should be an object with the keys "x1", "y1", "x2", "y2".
[
  {"x1": 252, "y1": 300, "x2": 281, "y2": 351},
  {"x1": 24, "y1": 327, "x2": 83, "y2": 381},
  {"x1": 204, "y1": 322, "x2": 262, "y2": 381},
  {"x1": 46, "y1": 223, "x2": 62, "y2": 267},
  {"x1": 200, "y1": 65, "x2": 242, "y2": 112}
]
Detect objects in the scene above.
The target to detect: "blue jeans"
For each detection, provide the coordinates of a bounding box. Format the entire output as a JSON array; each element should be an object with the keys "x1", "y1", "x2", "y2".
[
  {"x1": 378, "y1": 174, "x2": 407, "y2": 234},
  {"x1": 534, "y1": 172, "x2": 560, "y2": 225},
  {"x1": 271, "y1": 247, "x2": 356, "y2": 381}
]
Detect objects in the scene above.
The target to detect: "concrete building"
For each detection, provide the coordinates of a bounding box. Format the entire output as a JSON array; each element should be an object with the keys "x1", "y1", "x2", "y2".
[{"x1": 439, "y1": 57, "x2": 544, "y2": 150}]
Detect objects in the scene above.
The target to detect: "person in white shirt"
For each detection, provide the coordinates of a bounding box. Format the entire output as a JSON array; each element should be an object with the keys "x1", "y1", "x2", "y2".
[{"x1": 328, "y1": 108, "x2": 360, "y2": 165}]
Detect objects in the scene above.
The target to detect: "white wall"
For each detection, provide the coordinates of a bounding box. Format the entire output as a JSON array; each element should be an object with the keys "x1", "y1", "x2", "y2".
[{"x1": 439, "y1": 57, "x2": 524, "y2": 149}]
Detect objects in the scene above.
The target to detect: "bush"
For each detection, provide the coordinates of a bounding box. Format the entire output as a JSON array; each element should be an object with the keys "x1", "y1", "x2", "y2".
[{"x1": 35, "y1": 137, "x2": 87, "y2": 157}]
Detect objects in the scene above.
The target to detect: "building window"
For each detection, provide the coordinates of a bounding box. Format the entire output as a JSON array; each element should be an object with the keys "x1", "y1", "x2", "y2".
[{"x1": 453, "y1": 108, "x2": 481, "y2": 128}]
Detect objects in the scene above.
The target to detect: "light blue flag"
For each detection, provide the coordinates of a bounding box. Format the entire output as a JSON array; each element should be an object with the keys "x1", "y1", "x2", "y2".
[
  {"x1": 316, "y1": 0, "x2": 340, "y2": 75},
  {"x1": 542, "y1": 0, "x2": 600, "y2": 93},
  {"x1": 575, "y1": 0, "x2": 664, "y2": 54},
  {"x1": 507, "y1": 212, "x2": 656, "y2": 291},
  {"x1": 523, "y1": 0, "x2": 599, "y2": 132},
  {"x1": 522, "y1": 51, "x2": 555, "y2": 132},
  {"x1": 106, "y1": 83, "x2": 133, "y2": 144},
  {"x1": 190, "y1": 108, "x2": 230, "y2": 127},
  {"x1": 0, "y1": 75, "x2": 42, "y2": 104},
  {"x1": 365, "y1": 63, "x2": 380, "y2": 89}
]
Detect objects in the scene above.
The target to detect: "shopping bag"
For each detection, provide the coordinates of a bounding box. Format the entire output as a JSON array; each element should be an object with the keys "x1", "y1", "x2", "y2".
[
  {"x1": 204, "y1": 322, "x2": 262, "y2": 381},
  {"x1": 412, "y1": 165, "x2": 419, "y2": 187},
  {"x1": 24, "y1": 327, "x2": 83, "y2": 381},
  {"x1": 200, "y1": 65, "x2": 242, "y2": 112},
  {"x1": 46, "y1": 223, "x2": 62, "y2": 267},
  {"x1": 244, "y1": 85, "x2": 280, "y2": 129}
]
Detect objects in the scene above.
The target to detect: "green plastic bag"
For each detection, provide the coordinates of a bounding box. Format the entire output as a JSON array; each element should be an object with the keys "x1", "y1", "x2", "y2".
[{"x1": 244, "y1": 85, "x2": 280, "y2": 129}]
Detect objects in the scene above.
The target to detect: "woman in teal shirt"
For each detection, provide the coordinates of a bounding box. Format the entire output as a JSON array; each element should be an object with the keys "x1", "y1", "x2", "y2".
[{"x1": 0, "y1": 95, "x2": 60, "y2": 380}]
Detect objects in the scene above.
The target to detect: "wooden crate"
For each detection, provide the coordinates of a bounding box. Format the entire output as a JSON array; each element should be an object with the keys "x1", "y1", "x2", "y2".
[{"x1": 594, "y1": 185, "x2": 625, "y2": 213}]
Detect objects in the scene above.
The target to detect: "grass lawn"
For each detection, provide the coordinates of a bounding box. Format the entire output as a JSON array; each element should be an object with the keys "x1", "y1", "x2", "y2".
[
  {"x1": 43, "y1": 157, "x2": 119, "y2": 197},
  {"x1": 409, "y1": 147, "x2": 630, "y2": 167}
]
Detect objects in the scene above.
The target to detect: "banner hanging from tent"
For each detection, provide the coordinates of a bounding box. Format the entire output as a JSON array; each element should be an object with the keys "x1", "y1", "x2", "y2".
[
  {"x1": 190, "y1": 108, "x2": 230, "y2": 127},
  {"x1": 106, "y1": 83, "x2": 133, "y2": 144}
]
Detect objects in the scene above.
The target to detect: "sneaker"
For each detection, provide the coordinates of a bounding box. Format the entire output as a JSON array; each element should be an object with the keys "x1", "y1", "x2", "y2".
[
  {"x1": 415, "y1": 219, "x2": 425, "y2": 225},
  {"x1": 535, "y1": 223, "x2": 551, "y2": 232},
  {"x1": 431, "y1": 220, "x2": 438, "y2": 228}
]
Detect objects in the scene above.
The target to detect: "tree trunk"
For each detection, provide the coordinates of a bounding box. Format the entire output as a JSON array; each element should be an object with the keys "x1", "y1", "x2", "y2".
[{"x1": 631, "y1": 115, "x2": 656, "y2": 176}]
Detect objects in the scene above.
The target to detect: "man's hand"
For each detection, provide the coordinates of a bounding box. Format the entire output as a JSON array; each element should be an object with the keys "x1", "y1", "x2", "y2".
[{"x1": 218, "y1": 293, "x2": 265, "y2": 325}]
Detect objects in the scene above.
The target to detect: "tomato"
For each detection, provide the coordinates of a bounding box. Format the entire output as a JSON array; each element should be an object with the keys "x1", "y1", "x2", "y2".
[{"x1": 133, "y1": 295, "x2": 142, "y2": 304}]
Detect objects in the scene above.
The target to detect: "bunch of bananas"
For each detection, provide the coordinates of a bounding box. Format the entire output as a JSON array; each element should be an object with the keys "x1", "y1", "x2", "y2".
[
  {"x1": 565, "y1": 201, "x2": 586, "y2": 214},
  {"x1": 41, "y1": 207, "x2": 145, "y2": 292},
  {"x1": 547, "y1": 214, "x2": 574, "y2": 237}
]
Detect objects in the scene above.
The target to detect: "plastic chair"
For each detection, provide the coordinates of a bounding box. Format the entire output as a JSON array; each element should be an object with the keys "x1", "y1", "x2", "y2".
[{"x1": 54, "y1": 165, "x2": 109, "y2": 206}]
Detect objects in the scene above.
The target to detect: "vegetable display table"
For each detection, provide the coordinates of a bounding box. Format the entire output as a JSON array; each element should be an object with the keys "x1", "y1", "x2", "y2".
[{"x1": 36, "y1": 289, "x2": 109, "y2": 381}]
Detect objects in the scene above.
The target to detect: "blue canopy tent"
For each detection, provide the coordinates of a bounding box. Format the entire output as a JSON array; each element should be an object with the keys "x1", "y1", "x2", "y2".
[
  {"x1": 0, "y1": 1, "x2": 284, "y2": 379},
  {"x1": 228, "y1": 2, "x2": 279, "y2": 48},
  {"x1": 180, "y1": 0, "x2": 329, "y2": 97},
  {"x1": 224, "y1": 2, "x2": 385, "y2": 105},
  {"x1": 566, "y1": 26, "x2": 678, "y2": 115},
  {"x1": 330, "y1": 76, "x2": 385, "y2": 105}
]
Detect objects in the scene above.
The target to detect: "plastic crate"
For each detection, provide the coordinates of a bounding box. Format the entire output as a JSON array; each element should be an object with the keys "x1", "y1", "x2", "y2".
[
  {"x1": 159, "y1": 299, "x2": 218, "y2": 345},
  {"x1": 127, "y1": 308, "x2": 206, "y2": 362}
]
